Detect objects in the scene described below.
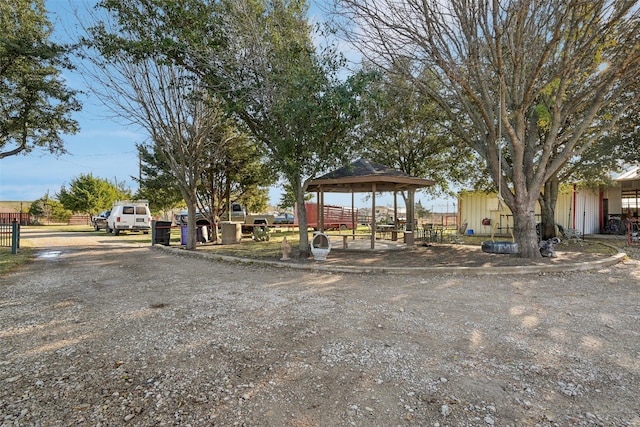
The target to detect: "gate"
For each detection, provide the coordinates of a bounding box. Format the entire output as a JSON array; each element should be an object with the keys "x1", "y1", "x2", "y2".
[{"x1": 0, "y1": 220, "x2": 20, "y2": 254}]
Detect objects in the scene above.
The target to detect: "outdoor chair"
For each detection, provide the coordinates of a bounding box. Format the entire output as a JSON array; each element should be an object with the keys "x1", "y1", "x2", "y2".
[{"x1": 448, "y1": 222, "x2": 467, "y2": 244}]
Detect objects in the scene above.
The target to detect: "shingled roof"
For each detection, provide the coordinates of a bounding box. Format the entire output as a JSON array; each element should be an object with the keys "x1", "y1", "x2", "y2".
[{"x1": 305, "y1": 158, "x2": 434, "y2": 193}]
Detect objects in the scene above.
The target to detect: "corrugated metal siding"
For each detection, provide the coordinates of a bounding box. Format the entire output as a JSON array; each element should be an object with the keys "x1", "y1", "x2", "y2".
[
  {"x1": 554, "y1": 189, "x2": 600, "y2": 234},
  {"x1": 459, "y1": 189, "x2": 601, "y2": 236},
  {"x1": 569, "y1": 190, "x2": 600, "y2": 234},
  {"x1": 459, "y1": 193, "x2": 511, "y2": 235}
]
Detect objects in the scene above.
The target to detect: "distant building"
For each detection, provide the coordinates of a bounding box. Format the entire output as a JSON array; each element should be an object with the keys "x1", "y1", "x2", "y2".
[{"x1": 457, "y1": 167, "x2": 640, "y2": 236}]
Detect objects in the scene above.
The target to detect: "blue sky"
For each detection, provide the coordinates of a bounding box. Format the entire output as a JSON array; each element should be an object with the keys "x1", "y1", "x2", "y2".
[{"x1": 0, "y1": 0, "x2": 455, "y2": 211}]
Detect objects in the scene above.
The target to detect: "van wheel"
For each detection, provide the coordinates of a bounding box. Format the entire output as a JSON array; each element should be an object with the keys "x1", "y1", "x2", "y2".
[
  {"x1": 106, "y1": 224, "x2": 111, "y2": 233},
  {"x1": 114, "y1": 229, "x2": 120, "y2": 236}
]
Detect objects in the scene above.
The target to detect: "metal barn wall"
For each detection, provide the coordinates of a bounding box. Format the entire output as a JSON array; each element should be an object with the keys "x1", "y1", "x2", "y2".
[
  {"x1": 563, "y1": 190, "x2": 600, "y2": 235},
  {"x1": 459, "y1": 189, "x2": 601, "y2": 236}
]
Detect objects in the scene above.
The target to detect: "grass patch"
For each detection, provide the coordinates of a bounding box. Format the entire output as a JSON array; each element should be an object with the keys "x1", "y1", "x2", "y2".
[
  {"x1": 201, "y1": 240, "x2": 285, "y2": 259},
  {"x1": 0, "y1": 244, "x2": 34, "y2": 275},
  {"x1": 198, "y1": 229, "x2": 301, "y2": 259},
  {"x1": 34, "y1": 224, "x2": 94, "y2": 232}
]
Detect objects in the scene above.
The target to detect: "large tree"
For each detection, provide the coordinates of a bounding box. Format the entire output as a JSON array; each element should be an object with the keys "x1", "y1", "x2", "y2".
[
  {"x1": 538, "y1": 79, "x2": 640, "y2": 239},
  {"x1": 215, "y1": 0, "x2": 371, "y2": 256},
  {"x1": 135, "y1": 123, "x2": 273, "y2": 241},
  {"x1": 84, "y1": 2, "x2": 274, "y2": 249},
  {"x1": 338, "y1": 0, "x2": 640, "y2": 257},
  {"x1": 0, "y1": 0, "x2": 80, "y2": 159},
  {"x1": 79, "y1": 49, "x2": 230, "y2": 250},
  {"x1": 29, "y1": 191, "x2": 71, "y2": 224},
  {"x1": 57, "y1": 173, "x2": 129, "y2": 217},
  {"x1": 133, "y1": 142, "x2": 184, "y2": 216},
  {"x1": 358, "y1": 62, "x2": 477, "y2": 202},
  {"x1": 91, "y1": 0, "x2": 370, "y2": 257}
]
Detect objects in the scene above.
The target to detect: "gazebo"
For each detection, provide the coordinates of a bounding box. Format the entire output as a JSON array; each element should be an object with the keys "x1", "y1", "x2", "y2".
[{"x1": 305, "y1": 158, "x2": 435, "y2": 249}]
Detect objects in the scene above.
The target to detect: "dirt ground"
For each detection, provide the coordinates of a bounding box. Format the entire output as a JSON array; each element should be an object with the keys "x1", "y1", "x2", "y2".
[
  {"x1": 1, "y1": 228, "x2": 639, "y2": 426},
  {"x1": 246, "y1": 238, "x2": 621, "y2": 270}
]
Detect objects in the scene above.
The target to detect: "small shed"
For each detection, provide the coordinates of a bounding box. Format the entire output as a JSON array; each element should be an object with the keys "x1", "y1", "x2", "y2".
[{"x1": 305, "y1": 158, "x2": 435, "y2": 249}]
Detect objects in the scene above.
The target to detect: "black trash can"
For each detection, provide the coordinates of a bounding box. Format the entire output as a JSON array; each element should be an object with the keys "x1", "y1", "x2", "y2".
[{"x1": 154, "y1": 220, "x2": 172, "y2": 246}]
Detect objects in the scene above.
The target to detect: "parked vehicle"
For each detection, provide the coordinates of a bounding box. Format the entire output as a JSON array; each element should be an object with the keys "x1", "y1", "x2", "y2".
[
  {"x1": 242, "y1": 214, "x2": 275, "y2": 234},
  {"x1": 92, "y1": 210, "x2": 110, "y2": 231},
  {"x1": 175, "y1": 203, "x2": 274, "y2": 235},
  {"x1": 175, "y1": 203, "x2": 246, "y2": 225},
  {"x1": 274, "y1": 212, "x2": 294, "y2": 224},
  {"x1": 106, "y1": 200, "x2": 151, "y2": 235},
  {"x1": 295, "y1": 202, "x2": 358, "y2": 230}
]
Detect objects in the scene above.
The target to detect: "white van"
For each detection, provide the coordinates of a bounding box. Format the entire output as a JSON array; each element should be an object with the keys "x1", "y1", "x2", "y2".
[{"x1": 106, "y1": 200, "x2": 151, "y2": 236}]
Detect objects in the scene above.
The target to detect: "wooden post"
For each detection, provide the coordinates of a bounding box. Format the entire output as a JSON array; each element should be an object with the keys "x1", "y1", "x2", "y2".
[{"x1": 371, "y1": 183, "x2": 376, "y2": 249}]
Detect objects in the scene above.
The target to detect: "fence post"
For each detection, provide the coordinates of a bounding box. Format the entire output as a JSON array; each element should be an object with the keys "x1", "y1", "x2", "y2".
[{"x1": 11, "y1": 219, "x2": 19, "y2": 254}]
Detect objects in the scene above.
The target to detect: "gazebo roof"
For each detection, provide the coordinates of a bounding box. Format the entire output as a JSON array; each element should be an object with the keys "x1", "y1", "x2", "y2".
[{"x1": 305, "y1": 158, "x2": 435, "y2": 193}]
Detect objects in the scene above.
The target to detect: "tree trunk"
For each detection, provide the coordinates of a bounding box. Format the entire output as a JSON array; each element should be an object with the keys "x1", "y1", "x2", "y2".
[
  {"x1": 185, "y1": 202, "x2": 198, "y2": 251},
  {"x1": 539, "y1": 178, "x2": 560, "y2": 241},
  {"x1": 295, "y1": 182, "x2": 310, "y2": 259},
  {"x1": 511, "y1": 202, "x2": 540, "y2": 258}
]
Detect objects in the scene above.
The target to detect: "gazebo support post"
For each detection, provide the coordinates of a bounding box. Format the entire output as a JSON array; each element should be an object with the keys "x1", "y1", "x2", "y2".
[
  {"x1": 371, "y1": 183, "x2": 376, "y2": 249},
  {"x1": 392, "y1": 191, "x2": 398, "y2": 241},
  {"x1": 406, "y1": 190, "x2": 415, "y2": 246},
  {"x1": 318, "y1": 190, "x2": 324, "y2": 232},
  {"x1": 351, "y1": 191, "x2": 356, "y2": 239}
]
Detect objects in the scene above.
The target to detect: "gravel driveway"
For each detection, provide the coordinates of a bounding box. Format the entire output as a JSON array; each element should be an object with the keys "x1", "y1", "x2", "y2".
[{"x1": 1, "y1": 228, "x2": 639, "y2": 426}]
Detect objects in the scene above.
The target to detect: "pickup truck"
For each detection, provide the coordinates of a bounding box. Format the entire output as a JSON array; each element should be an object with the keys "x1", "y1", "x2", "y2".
[
  {"x1": 174, "y1": 203, "x2": 246, "y2": 225},
  {"x1": 91, "y1": 210, "x2": 111, "y2": 231}
]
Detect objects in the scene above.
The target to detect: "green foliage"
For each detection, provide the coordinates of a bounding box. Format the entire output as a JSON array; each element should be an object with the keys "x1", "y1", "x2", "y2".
[
  {"x1": 237, "y1": 186, "x2": 271, "y2": 216},
  {"x1": 195, "y1": 122, "x2": 274, "y2": 219},
  {"x1": 133, "y1": 143, "x2": 184, "y2": 214},
  {"x1": 28, "y1": 192, "x2": 70, "y2": 223},
  {"x1": 252, "y1": 224, "x2": 270, "y2": 242},
  {"x1": 213, "y1": 0, "x2": 373, "y2": 255},
  {"x1": 0, "y1": 0, "x2": 81, "y2": 159},
  {"x1": 339, "y1": 0, "x2": 640, "y2": 257},
  {"x1": 220, "y1": 2, "x2": 362, "y2": 176},
  {"x1": 86, "y1": 0, "x2": 371, "y2": 255},
  {"x1": 414, "y1": 200, "x2": 431, "y2": 219},
  {"x1": 135, "y1": 118, "x2": 273, "y2": 219},
  {"x1": 278, "y1": 181, "x2": 312, "y2": 210},
  {"x1": 358, "y1": 63, "x2": 475, "y2": 196},
  {"x1": 57, "y1": 173, "x2": 130, "y2": 215},
  {"x1": 84, "y1": 1, "x2": 263, "y2": 249}
]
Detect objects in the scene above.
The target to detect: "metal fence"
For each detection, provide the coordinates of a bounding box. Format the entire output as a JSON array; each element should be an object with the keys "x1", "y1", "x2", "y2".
[
  {"x1": 0, "y1": 220, "x2": 20, "y2": 254},
  {"x1": 0, "y1": 212, "x2": 30, "y2": 225}
]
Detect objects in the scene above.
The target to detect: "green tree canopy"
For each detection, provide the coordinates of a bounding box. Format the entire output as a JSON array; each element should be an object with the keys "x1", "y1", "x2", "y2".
[
  {"x1": 339, "y1": 0, "x2": 640, "y2": 257},
  {"x1": 206, "y1": 0, "x2": 372, "y2": 256},
  {"x1": 57, "y1": 173, "x2": 130, "y2": 216},
  {"x1": 28, "y1": 191, "x2": 70, "y2": 223},
  {"x1": 0, "y1": 0, "x2": 81, "y2": 159},
  {"x1": 134, "y1": 142, "x2": 185, "y2": 215},
  {"x1": 358, "y1": 63, "x2": 476, "y2": 199},
  {"x1": 89, "y1": 0, "x2": 372, "y2": 256}
]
